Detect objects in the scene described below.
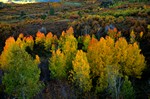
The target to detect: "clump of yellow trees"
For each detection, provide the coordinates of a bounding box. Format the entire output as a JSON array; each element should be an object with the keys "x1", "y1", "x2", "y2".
[
  {"x1": 0, "y1": 27, "x2": 146, "y2": 98},
  {"x1": 49, "y1": 27, "x2": 145, "y2": 98}
]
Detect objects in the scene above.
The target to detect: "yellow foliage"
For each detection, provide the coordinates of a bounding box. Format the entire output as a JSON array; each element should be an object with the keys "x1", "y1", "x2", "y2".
[
  {"x1": 140, "y1": 31, "x2": 143, "y2": 38},
  {"x1": 49, "y1": 49, "x2": 67, "y2": 79},
  {"x1": 87, "y1": 36, "x2": 146, "y2": 93},
  {"x1": 0, "y1": 37, "x2": 19, "y2": 70},
  {"x1": 24, "y1": 36, "x2": 34, "y2": 50},
  {"x1": 35, "y1": 55, "x2": 40, "y2": 65},
  {"x1": 44, "y1": 32, "x2": 53, "y2": 50},
  {"x1": 130, "y1": 30, "x2": 136, "y2": 43},
  {"x1": 87, "y1": 37, "x2": 115, "y2": 92},
  {"x1": 115, "y1": 38, "x2": 145, "y2": 78},
  {"x1": 82, "y1": 34, "x2": 91, "y2": 51},
  {"x1": 115, "y1": 37, "x2": 128, "y2": 63},
  {"x1": 72, "y1": 50, "x2": 92, "y2": 92},
  {"x1": 18, "y1": 33, "x2": 24, "y2": 39},
  {"x1": 59, "y1": 28, "x2": 78, "y2": 70},
  {"x1": 124, "y1": 43, "x2": 145, "y2": 78},
  {"x1": 16, "y1": 36, "x2": 26, "y2": 50}
]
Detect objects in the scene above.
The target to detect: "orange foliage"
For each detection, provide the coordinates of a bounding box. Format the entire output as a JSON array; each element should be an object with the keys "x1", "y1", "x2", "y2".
[
  {"x1": 0, "y1": 37, "x2": 18, "y2": 70},
  {"x1": 25, "y1": 36, "x2": 34, "y2": 50},
  {"x1": 35, "y1": 31, "x2": 45, "y2": 44},
  {"x1": 66, "y1": 27, "x2": 74, "y2": 35},
  {"x1": 4, "y1": 37, "x2": 16, "y2": 51},
  {"x1": 36, "y1": 31, "x2": 45, "y2": 38},
  {"x1": 52, "y1": 3, "x2": 62, "y2": 8},
  {"x1": 46, "y1": 32, "x2": 53, "y2": 38},
  {"x1": 108, "y1": 28, "x2": 121, "y2": 40},
  {"x1": 61, "y1": 31, "x2": 66, "y2": 37},
  {"x1": 88, "y1": 37, "x2": 98, "y2": 50}
]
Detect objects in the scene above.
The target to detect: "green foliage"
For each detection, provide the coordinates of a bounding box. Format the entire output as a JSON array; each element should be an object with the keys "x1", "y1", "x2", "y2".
[
  {"x1": 82, "y1": 35, "x2": 91, "y2": 51},
  {"x1": 109, "y1": 1, "x2": 127, "y2": 8},
  {"x1": 71, "y1": 50, "x2": 92, "y2": 92},
  {"x1": 50, "y1": 7, "x2": 55, "y2": 15},
  {"x1": 41, "y1": 14, "x2": 47, "y2": 20},
  {"x1": 107, "y1": 65, "x2": 121, "y2": 99},
  {"x1": 128, "y1": 0, "x2": 149, "y2": 3},
  {"x1": 44, "y1": 32, "x2": 54, "y2": 51},
  {"x1": 121, "y1": 76, "x2": 135, "y2": 99},
  {"x1": 20, "y1": 11, "x2": 26, "y2": 18},
  {"x1": 49, "y1": 49, "x2": 67, "y2": 79},
  {"x1": 78, "y1": 11, "x2": 82, "y2": 17},
  {"x1": 2, "y1": 45, "x2": 43, "y2": 99}
]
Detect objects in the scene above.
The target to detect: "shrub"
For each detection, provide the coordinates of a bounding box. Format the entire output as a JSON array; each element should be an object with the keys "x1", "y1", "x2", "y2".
[
  {"x1": 50, "y1": 7, "x2": 55, "y2": 15},
  {"x1": 121, "y1": 76, "x2": 135, "y2": 99}
]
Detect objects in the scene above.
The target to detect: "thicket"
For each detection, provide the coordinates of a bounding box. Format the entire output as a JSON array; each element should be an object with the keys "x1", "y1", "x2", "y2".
[
  {"x1": 71, "y1": 15, "x2": 148, "y2": 40},
  {"x1": 0, "y1": 25, "x2": 147, "y2": 98}
]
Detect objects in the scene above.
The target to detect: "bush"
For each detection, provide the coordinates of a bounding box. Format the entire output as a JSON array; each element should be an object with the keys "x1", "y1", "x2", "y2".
[
  {"x1": 20, "y1": 11, "x2": 26, "y2": 17},
  {"x1": 50, "y1": 7, "x2": 55, "y2": 15},
  {"x1": 121, "y1": 76, "x2": 135, "y2": 99}
]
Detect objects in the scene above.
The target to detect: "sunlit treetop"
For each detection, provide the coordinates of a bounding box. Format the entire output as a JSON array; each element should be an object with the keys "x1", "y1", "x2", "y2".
[{"x1": 35, "y1": 31, "x2": 46, "y2": 44}]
